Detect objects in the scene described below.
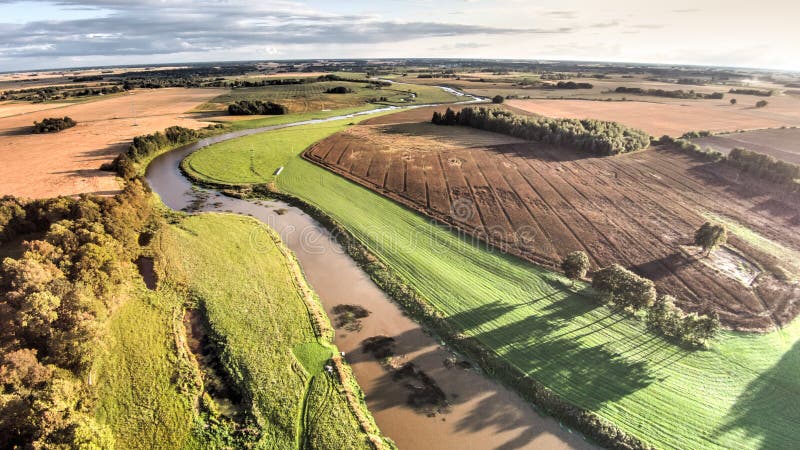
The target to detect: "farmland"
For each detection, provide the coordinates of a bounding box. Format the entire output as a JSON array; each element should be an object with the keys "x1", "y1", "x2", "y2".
[
  {"x1": 304, "y1": 107, "x2": 800, "y2": 330},
  {"x1": 200, "y1": 80, "x2": 461, "y2": 114},
  {"x1": 506, "y1": 98, "x2": 800, "y2": 137},
  {"x1": 0, "y1": 87, "x2": 225, "y2": 198},
  {"x1": 182, "y1": 115, "x2": 800, "y2": 449},
  {"x1": 691, "y1": 127, "x2": 800, "y2": 164}
]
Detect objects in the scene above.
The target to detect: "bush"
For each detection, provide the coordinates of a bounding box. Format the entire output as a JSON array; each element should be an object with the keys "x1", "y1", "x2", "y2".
[
  {"x1": 492, "y1": 95, "x2": 504, "y2": 104},
  {"x1": 32, "y1": 117, "x2": 76, "y2": 133},
  {"x1": 432, "y1": 107, "x2": 650, "y2": 156},
  {"x1": 755, "y1": 100, "x2": 769, "y2": 108},
  {"x1": 647, "y1": 295, "x2": 720, "y2": 346},
  {"x1": 694, "y1": 222, "x2": 727, "y2": 255},
  {"x1": 592, "y1": 264, "x2": 656, "y2": 310},
  {"x1": 227, "y1": 100, "x2": 288, "y2": 115},
  {"x1": 324, "y1": 86, "x2": 353, "y2": 94},
  {"x1": 561, "y1": 251, "x2": 589, "y2": 283}
]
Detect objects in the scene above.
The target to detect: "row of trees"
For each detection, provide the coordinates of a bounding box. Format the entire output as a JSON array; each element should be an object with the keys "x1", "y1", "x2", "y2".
[
  {"x1": 727, "y1": 147, "x2": 800, "y2": 184},
  {"x1": 227, "y1": 100, "x2": 288, "y2": 115},
  {"x1": 729, "y1": 88, "x2": 773, "y2": 97},
  {"x1": 615, "y1": 86, "x2": 724, "y2": 99},
  {"x1": 551, "y1": 81, "x2": 594, "y2": 89},
  {"x1": 431, "y1": 107, "x2": 651, "y2": 155},
  {"x1": 560, "y1": 220, "x2": 726, "y2": 346},
  {"x1": 0, "y1": 180, "x2": 157, "y2": 448},
  {"x1": 32, "y1": 116, "x2": 77, "y2": 133},
  {"x1": 324, "y1": 86, "x2": 354, "y2": 94}
]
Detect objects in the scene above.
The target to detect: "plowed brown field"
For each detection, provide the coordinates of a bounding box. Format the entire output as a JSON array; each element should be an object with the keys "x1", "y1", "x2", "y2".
[{"x1": 304, "y1": 107, "x2": 800, "y2": 331}]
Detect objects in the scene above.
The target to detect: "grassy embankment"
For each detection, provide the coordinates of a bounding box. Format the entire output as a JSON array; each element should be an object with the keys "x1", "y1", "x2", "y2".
[
  {"x1": 95, "y1": 210, "x2": 387, "y2": 449},
  {"x1": 183, "y1": 117, "x2": 800, "y2": 449}
]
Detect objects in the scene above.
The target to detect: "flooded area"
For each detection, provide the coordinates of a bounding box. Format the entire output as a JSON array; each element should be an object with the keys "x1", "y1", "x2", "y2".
[{"x1": 146, "y1": 112, "x2": 594, "y2": 449}]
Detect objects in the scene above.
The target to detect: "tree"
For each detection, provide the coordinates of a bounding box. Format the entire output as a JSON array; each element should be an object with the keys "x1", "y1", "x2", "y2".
[
  {"x1": 694, "y1": 222, "x2": 727, "y2": 256},
  {"x1": 561, "y1": 251, "x2": 589, "y2": 285},
  {"x1": 730, "y1": 98, "x2": 737, "y2": 105},
  {"x1": 492, "y1": 95, "x2": 504, "y2": 104},
  {"x1": 592, "y1": 264, "x2": 655, "y2": 310},
  {"x1": 755, "y1": 100, "x2": 768, "y2": 108}
]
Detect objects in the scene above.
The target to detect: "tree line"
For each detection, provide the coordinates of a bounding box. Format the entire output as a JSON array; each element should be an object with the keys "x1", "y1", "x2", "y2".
[
  {"x1": 227, "y1": 100, "x2": 288, "y2": 115},
  {"x1": 432, "y1": 107, "x2": 651, "y2": 156},
  {"x1": 729, "y1": 88, "x2": 773, "y2": 97},
  {"x1": 0, "y1": 180, "x2": 158, "y2": 448},
  {"x1": 615, "y1": 86, "x2": 724, "y2": 99},
  {"x1": 103, "y1": 124, "x2": 224, "y2": 179},
  {"x1": 551, "y1": 81, "x2": 594, "y2": 89},
  {"x1": 561, "y1": 246, "x2": 721, "y2": 347},
  {"x1": 32, "y1": 116, "x2": 77, "y2": 133},
  {"x1": 657, "y1": 136, "x2": 799, "y2": 186}
]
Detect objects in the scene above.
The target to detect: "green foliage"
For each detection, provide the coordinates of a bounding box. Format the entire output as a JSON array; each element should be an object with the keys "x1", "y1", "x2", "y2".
[
  {"x1": 432, "y1": 106, "x2": 651, "y2": 155},
  {"x1": 561, "y1": 250, "x2": 589, "y2": 282},
  {"x1": 228, "y1": 100, "x2": 288, "y2": 115},
  {"x1": 0, "y1": 180, "x2": 156, "y2": 448},
  {"x1": 32, "y1": 116, "x2": 76, "y2": 133},
  {"x1": 615, "y1": 86, "x2": 724, "y2": 99},
  {"x1": 647, "y1": 295, "x2": 720, "y2": 346},
  {"x1": 694, "y1": 222, "x2": 728, "y2": 255},
  {"x1": 729, "y1": 147, "x2": 799, "y2": 185},
  {"x1": 591, "y1": 264, "x2": 656, "y2": 310}
]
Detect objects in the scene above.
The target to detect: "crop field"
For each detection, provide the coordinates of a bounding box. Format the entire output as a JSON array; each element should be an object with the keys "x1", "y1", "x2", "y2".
[
  {"x1": 506, "y1": 98, "x2": 800, "y2": 137},
  {"x1": 161, "y1": 213, "x2": 378, "y2": 449},
  {"x1": 691, "y1": 127, "x2": 800, "y2": 164},
  {"x1": 304, "y1": 108, "x2": 800, "y2": 330},
  {"x1": 184, "y1": 116, "x2": 800, "y2": 449},
  {"x1": 0, "y1": 87, "x2": 225, "y2": 198},
  {"x1": 202, "y1": 81, "x2": 460, "y2": 114}
]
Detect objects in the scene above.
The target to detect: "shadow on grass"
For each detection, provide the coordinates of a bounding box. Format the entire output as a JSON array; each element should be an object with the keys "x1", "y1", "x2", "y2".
[{"x1": 717, "y1": 339, "x2": 800, "y2": 448}]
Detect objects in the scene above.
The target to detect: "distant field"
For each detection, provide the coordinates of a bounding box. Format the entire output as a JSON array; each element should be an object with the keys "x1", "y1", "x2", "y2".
[
  {"x1": 201, "y1": 81, "x2": 460, "y2": 114},
  {"x1": 162, "y1": 213, "x2": 379, "y2": 449},
  {"x1": 0, "y1": 87, "x2": 225, "y2": 198},
  {"x1": 506, "y1": 98, "x2": 800, "y2": 136},
  {"x1": 184, "y1": 116, "x2": 800, "y2": 449},
  {"x1": 692, "y1": 127, "x2": 800, "y2": 164},
  {"x1": 305, "y1": 108, "x2": 799, "y2": 330}
]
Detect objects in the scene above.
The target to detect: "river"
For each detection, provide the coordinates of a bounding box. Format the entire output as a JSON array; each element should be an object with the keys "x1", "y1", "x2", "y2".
[{"x1": 146, "y1": 105, "x2": 594, "y2": 450}]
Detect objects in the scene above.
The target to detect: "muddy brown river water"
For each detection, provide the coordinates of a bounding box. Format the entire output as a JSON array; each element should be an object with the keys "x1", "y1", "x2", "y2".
[{"x1": 146, "y1": 110, "x2": 595, "y2": 449}]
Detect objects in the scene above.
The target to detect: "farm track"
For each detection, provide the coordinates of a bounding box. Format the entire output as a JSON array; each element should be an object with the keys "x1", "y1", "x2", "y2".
[{"x1": 303, "y1": 116, "x2": 800, "y2": 330}]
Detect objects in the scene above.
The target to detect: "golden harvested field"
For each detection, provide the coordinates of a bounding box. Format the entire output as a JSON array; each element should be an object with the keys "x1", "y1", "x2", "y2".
[
  {"x1": 506, "y1": 97, "x2": 800, "y2": 136},
  {"x1": 0, "y1": 101, "x2": 72, "y2": 118},
  {"x1": 0, "y1": 88, "x2": 226, "y2": 198}
]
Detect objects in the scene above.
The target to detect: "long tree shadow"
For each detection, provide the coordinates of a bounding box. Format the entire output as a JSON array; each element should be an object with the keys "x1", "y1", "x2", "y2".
[{"x1": 716, "y1": 339, "x2": 800, "y2": 448}]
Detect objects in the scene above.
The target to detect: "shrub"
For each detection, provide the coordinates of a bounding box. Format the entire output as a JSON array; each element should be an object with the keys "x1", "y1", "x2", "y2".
[
  {"x1": 561, "y1": 251, "x2": 589, "y2": 284},
  {"x1": 694, "y1": 222, "x2": 727, "y2": 255},
  {"x1": 647, "y1": 295, "x2": 719, "y2": 346},
  {"x1": 432, "y1": 107, "x2": 650, "y2": 156},
  {"x1": 592, "y1": 264, "x2": 656, "y2": 310},
  {"x1": 755, "y1": 100, "x2": 769, "y2": 108},
  {"x1": 32, "y1": 117, "x2": 76, "y2": 133},
  {"x1": 227, "y1": 100, "x2": 288, "y2": 115},
  {"x1": 730, "y1": 98, "x2": 737, "y2": 105},
  {"x1": 492, "y1": 95, "x2": 505, "y2": 104},
  {"x1": 324, "y1": 86, "x2": 353, "y2": 94}
]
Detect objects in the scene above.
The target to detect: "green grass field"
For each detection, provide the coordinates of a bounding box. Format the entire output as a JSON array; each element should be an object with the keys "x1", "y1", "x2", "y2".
[
  {"x1": 185, "y1": 117, "x2": 800, "y2": 449},
  {"x1": 161, "y1": 213, "x2": 376, "y2": 449},
  {"x1": 200, "y1": 80, "x2": 460, "y2": 113}
]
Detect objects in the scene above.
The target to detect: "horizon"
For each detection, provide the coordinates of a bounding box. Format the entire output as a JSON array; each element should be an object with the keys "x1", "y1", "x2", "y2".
[{"x1": 1, "y1": 0, "x2": 798, "y2": 72}]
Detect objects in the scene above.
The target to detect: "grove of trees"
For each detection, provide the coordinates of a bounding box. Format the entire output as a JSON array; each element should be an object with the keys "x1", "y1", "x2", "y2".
[
  {"x1": 227, "y1": 100, "x2": 288, "y2": 115},
  {"x1": 729, "y1": 88, "x2": 772, "y2": 97},
  {"x1": 0, "y1": 180, "x2": 157, "y2": 448},
  {"x1": 32, "y1": 116, "x2": 77, "y2": 133},
  {"x1": 591, "y1": 264, "x2": 657, "y2": 310},
  {"x1": 615, "y1": 86, "x2": 724, "y2": 99},
  {"x1": 431, "y1": 107, "x2": 651, "y2": 156},
  {"x1": 755, "y1": 100, "x2": 769, "y2": 108},
  {"x1": 324, "y1": 86, "x2": 354, "y2": 94}
]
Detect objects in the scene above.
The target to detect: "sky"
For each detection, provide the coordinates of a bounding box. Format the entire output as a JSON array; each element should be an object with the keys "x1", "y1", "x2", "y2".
[{"x1": 1, "y1": 0, "x2": 798, "y2": 72}]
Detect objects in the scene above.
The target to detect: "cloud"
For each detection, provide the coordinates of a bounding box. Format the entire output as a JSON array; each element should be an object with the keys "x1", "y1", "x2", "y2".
[{"x1": 0, "y1": 0, "x2": 573, "y2": 61}]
